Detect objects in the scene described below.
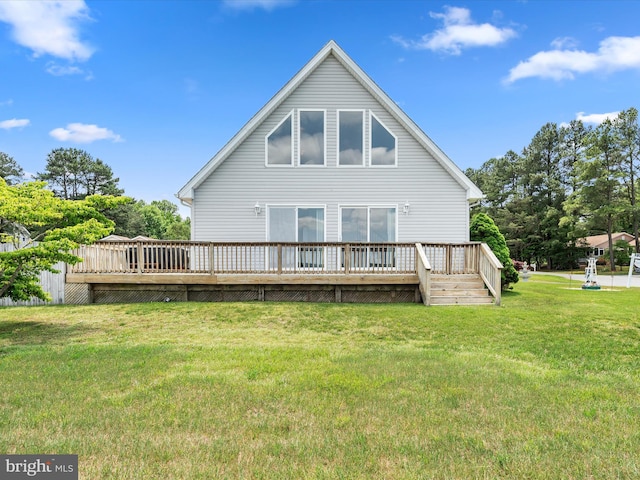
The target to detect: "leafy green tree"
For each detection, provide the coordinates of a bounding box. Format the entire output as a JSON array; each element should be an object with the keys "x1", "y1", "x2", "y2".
[
  {"x1": 519, "y1": 122, "x2": 574, "y2": 269},
  {"x1": 470, "y1": 213, "x2": 519, "y2": 289},
  {"x1": 165, "y1": 217, "x2": 191, "y2": 240},
  {"x1": 0, "y1": 151, "x2": 24, "y2": 185},
  {"x1": 37, "y1": 148, "x2": 123, "y2": 200},
  {"x1": 0, "y1": 179, "x2": 129, "y2": 301},
  {"x1": 605, "y1": 239, "x2": 633, "y2": 268},
  {"x1": 560, "y1": 120, "x2": 590, "y2": 195},
  {"x1": 140, "y1": 200, "x2": 190, "y2": 240},
  {"x1": 567, "y1": 119, "x2": 626, "y2": 270},
  {"x1": 615, "y1": 107, "x2": 640, "y2": 252},
  {"x1": 106, "y1": 201, "x2": 146, "y2": 238}
]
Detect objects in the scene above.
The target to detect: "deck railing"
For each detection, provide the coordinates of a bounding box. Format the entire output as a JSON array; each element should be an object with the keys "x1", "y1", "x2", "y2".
[
  {"x1": 69, "y1": 241, "x2": 417, "y2": 275},
  {"x1": 478, "y1": 243, "x2": 503, "y2": 305},
  {"x1": 69, "y1": 240, "x2": 503, "y2": 304},
  {"x1": 415, "y1": 243, "x2": 432, "y2": 306},
  {"x1": 420, "y1": 242, "x2": 481, "y2": 274}
]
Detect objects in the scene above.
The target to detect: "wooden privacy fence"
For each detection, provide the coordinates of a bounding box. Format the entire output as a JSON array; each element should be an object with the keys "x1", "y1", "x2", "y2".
[{"x1": 0, "y1": 243, "x2": 66, "y2": 306}]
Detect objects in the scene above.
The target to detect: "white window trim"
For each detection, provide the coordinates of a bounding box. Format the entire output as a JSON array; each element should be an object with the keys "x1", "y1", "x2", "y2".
[
  {"x1": 337, "y1": 109, "x2": 366, "y2": 168},
  {"x1": 297, "y1": 109, "x2": 327, "y2": 167},
  {"x1": 369, "y1": 112, "x2": 398, "y2": 168},
  {"x1": 338, "y1": 204, "x2": 398, "y2": 242},
  {"x1": 265, "y1": 204, "x2": 327, "y2": 242},
  {"x1": 265, "y1": 109, "x2": 294, "y2": 167}
]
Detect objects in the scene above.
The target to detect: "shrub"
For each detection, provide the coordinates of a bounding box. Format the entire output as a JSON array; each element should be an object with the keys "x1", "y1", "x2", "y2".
[{"x1": 470, "y1": 213, "x2": 519, "y2": 289}]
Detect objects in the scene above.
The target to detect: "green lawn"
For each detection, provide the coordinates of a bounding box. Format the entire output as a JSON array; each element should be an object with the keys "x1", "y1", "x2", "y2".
[{"x1": 1, "y1": 275, "x2": 639, "y2": 479}]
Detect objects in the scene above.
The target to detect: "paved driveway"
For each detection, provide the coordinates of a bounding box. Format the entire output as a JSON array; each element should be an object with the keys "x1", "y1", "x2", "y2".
[{"x1": 529, "y1": 271, "x2": 640, "y2": 288}]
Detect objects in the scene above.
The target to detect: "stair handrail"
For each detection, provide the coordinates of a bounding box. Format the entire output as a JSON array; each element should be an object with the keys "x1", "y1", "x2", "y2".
[
  {"x1": 415, "y1": 243, "x2": 432, "y2": 306},
  {"x1": 478, "y1": 243, "x2": 503, "y2": 306}
]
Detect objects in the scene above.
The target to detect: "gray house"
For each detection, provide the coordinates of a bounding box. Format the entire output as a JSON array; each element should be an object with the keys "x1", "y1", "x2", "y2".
[
  {"x1": 64, "y1": 42, "x2": 500, "y2": 306},
  {"x1": 177, "y1": 41, "x2": 482, "y2": 244}
]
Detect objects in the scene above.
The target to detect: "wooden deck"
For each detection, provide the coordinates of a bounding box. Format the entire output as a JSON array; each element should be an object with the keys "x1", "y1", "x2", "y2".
[{"x1": 66, "y1": 241, "x2": 502, "y2": 306}]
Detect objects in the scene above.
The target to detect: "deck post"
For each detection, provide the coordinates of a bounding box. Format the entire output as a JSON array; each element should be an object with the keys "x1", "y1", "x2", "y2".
[
  {"x1": 415, "y1": 243, "x2": 431, "y2": 306},
  {"x1": 136, "y1": 241, "x2": 143, "y2": 274},
  {"x1": 209, "y1": 242, "x2": 214, "y2": 275},
  {"x1": 344, "y1": 244, "x2": 351, "y2": 273},
  {"x1": 277, "y1": 244, "x2": 282, "y2": 274}
]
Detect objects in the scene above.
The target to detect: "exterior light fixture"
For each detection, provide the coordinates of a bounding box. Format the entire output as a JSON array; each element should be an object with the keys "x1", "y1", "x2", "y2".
[
  {"x1": 254, "y1": 202, "x2": 261, "y2": 215},
  {"x1": 403, "y1": 201, "x2": 410, "y2": 215}
]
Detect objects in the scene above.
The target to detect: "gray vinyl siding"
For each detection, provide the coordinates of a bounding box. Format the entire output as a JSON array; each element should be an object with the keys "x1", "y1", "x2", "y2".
[{"x1": 192, "y1": 54, "x2": 469, "y2": 243}]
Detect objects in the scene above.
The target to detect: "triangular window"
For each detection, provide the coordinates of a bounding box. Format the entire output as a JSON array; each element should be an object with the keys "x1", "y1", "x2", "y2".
[{"x1": 266, "y1": 111, "x2": 293, "y2": 166}]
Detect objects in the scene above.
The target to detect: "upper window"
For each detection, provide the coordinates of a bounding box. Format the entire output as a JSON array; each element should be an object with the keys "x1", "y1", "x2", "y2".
[
  {"x1": 299, "y1": 110, "x2": 325, "y2": 166},
  {"x1": 338, "y1": 110, "x2": 364, "y2": 166},
  {"x1": 266, "y1": 111, "x2": 293, "y2": 166},
  {"x1": 370, "y1": 113, "x2": 397, "y2": 166}
]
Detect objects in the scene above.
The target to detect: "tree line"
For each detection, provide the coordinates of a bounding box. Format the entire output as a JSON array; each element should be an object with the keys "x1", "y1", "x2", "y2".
[
  {"x1": 0, "y1": 148, "x2": 190, "y2": 240},
  {"x1": 465, "y1": 107, "x2": 639, "y2": 270}
]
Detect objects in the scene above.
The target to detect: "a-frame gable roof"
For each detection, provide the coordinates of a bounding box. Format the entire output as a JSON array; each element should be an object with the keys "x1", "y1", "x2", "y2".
[{"x1": 177, "y1": 40, "x2": 482, "y2": 203}]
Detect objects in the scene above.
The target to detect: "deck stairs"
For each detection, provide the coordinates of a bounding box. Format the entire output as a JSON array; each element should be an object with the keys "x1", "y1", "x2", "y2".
[{"x1": 429, "y1": 274, "x2": 494, "y2": 305}]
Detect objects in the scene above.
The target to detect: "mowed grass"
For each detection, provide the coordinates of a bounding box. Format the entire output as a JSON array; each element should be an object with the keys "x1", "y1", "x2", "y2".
[{"x1": 1, "y1": 276, "x2": 639, "y2": 479}]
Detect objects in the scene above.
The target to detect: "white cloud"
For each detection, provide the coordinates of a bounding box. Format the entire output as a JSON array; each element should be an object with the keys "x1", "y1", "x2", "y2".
[
  {"x1": 550, "y1": 36, "x2": 579, "y2": 50},
  {"x1": 0, "y1": 0, "x2": 93, "y2": 61},
  {"x1": 0, "y1": 118, "x2": 30, "y2": 129},
  {"x1": 49, "y1": 123, "x2": 123, "y2": 143},
  {"x1": 222, "y1": 0, "x2": 295, "y2": 11},
  {"x1": 0, "y1": 99, "x2": 14, "y2": 107},
  {"x1": 392, "y1": 6, "x2": 517, "y2": 55},
  {"x1": 46, "y1": 63, "x2": 83, "y2": 76},
  {"x1": 560, "y1": 111, "x2": 620, "y2": 128},
  {"x1": 576, "y1": 111, "x2": 620, "y2": 125},
  {"x1": 506, "y1": 35, "x2": 640, "y2": 83}
]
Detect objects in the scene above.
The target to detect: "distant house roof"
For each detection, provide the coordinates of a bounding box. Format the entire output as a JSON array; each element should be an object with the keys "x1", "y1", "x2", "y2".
[
  {"x1": 583, "y1": 232, "x2": 637, "y2": 249},
  {"x1": 99, "y1": 234, "x2": 130, "y2": 242},
  {"x1": 176, "y1": 40, "x2": 482, "y2": 204}
]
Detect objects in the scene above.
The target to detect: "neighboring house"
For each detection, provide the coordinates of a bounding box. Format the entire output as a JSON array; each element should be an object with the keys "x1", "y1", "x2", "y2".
[
  {"x1": 177, "y1": 41, "x2": 482, "y2": 244},
  {"x1": 583, "y1": 232, "x2": 637, "y2": 257}
]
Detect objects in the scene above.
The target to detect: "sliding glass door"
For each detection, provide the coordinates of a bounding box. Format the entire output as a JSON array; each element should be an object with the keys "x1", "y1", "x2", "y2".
[
  {"x1": 268, "y1": 206, "x2": 325, "y2": 269},
  {"x1": 340, "y1": 206, "x2": 396, "y2": 268}
]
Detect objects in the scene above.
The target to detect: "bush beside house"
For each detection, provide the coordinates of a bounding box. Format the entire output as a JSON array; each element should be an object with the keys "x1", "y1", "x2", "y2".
[{"x1": 470, "y1": 213, "x2": 519, "y2": 289}]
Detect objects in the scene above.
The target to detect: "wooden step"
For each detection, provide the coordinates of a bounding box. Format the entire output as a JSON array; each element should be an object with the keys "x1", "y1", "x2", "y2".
[
  {"x1": 426, "y1": 273, "x2": 495, "y2": 306},
  {"x1": 430, "y1": 295, "x2": 494, "y2": 305},
  {"x1": 431, "y1": 288, "x2": 490, "y2": 297}
]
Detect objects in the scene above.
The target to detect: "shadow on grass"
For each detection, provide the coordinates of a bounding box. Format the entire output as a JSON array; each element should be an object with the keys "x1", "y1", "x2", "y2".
[
  {"x1": 0, "y1": 320, "x2": 96, "y2": 347},
  {"x1": 502, "y1": 289, "x2": 522, "y2": 298}
]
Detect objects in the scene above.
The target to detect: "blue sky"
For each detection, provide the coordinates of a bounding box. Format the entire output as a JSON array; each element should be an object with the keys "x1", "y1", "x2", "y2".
[{"x1": 1, "y1": 0, "x2": 639, "y2": 215}]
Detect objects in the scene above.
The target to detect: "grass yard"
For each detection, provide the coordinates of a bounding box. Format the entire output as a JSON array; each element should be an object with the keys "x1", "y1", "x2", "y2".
[{"x1": 1, "y1": 275, "x2": 639, "y2": 479}]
